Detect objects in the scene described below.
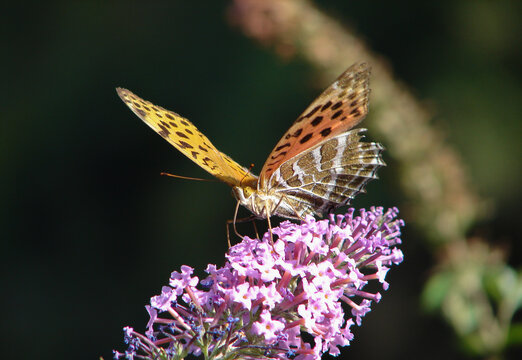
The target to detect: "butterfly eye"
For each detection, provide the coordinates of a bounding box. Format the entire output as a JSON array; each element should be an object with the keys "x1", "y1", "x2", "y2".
[{"x1": 243, "y1": 186, "x2": 255, "y2": 197}]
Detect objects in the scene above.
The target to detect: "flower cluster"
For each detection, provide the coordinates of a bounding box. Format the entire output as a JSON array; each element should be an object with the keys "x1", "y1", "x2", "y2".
[{"x1": 114, "y1": 207, "x2": 404, "y2": 360}]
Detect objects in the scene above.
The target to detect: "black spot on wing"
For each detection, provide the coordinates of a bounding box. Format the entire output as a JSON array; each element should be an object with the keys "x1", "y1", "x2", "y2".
[
  {"x1": 293, "y1": 128, "x2": 303, "y2": 137},
  {"x1": 202, "y1": 157, "x2": 214, "y2": 168},
  {"x1": 331, "y1": 101, "x2": 343, "y2": 110},
  {"x1": 160, "y1": 121, "x2": 170, "y2": 128},
  {"x1": 321, "y1": 101, "x2": 332, "y2": 111},
  {"x1": 299, "y1": 133, "x2": 313, "y2": 144},
  {"x1": 275, "y1": 143, "x2": 291, "y2": 151},
  {"x1": 270, "y1": 151, "x2": 287, "y2": 161},
  {"x1": 350, "y1": 109, "x2": 361, "y2": 117},
  {"x1": 296, "y1": 105, "x2": 321, "y2": 123},
  {"x1": 158, "y1": 124, "x2": 170, "y2": 138},
  {"x1": 178, "y1": 141, "x2": 193, "y2": 149},
  {"x1": 176, "y1": 131, "x2": 189, "y2": 139},
  {"x1": 331, "y1": 110, "x2": 343, "y2": 120},
  {"x1": 285, "y1": 128, "x2": 303, "y2": 140},
  {"x1": 305, "y1": 105, "x2": 321, "y2": 118},
  {"x1": 311, "y1": 116, "x2": 323, "y2": 126},
  {"x1": 320, "y1": 128, "x2": 332, "y2": 137}
]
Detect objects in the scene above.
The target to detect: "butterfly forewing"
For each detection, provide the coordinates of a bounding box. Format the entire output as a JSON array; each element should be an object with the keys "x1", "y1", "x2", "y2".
[
  {"x1": 259, "y1": 63, "x2": 371, "y2": 187},
  {"x1": 117, "y1": 88, "x2": 257, "y2": 187}
]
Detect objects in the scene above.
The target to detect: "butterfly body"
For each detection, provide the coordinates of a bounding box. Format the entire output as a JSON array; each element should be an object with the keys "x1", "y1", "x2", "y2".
[{"x1": 117, "y1": 63, "x2": 384, "y2": 220}]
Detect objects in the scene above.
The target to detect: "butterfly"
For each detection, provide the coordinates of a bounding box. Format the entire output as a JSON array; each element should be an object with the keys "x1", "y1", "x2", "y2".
[{"x1": 117, "y1": 62, "x2": 384, "y2": 221}]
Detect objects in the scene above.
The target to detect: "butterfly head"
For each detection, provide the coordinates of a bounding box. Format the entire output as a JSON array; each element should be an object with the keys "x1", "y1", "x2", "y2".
[{"x1": 232, "y1": 186, "x2": 273, "y2": 219}]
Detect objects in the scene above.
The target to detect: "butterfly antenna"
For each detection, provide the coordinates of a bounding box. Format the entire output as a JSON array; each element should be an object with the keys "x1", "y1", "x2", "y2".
[
  {"x1": 239, "y1": 163, "x2": 255, "y2": 187},
  {"x1": 265, "y1": 207, "x2": 274, "y2": 245},
  {"x1": 160, "y1": 172, "x2": 217, "y2": 182}
]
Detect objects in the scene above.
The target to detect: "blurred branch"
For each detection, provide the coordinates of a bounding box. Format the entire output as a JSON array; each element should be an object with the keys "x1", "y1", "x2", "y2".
[
  {"x1": 228, "y1": 0, "x2": 521, "y2": 356},
  {"x1": 228, "y1": 0, "x2": 482, "y2": 243}
]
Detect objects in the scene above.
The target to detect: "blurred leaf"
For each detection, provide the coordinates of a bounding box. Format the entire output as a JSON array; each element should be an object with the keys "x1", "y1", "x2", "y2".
[
  {"x1": 422, "y1": 271, "x2": 453, "y2": 311},
  {"x1": 507, "y1": 323, "x2": 522, "y2": 347}
]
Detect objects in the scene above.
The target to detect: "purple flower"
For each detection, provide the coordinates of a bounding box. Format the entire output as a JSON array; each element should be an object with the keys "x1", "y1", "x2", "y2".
[{"x1": 115, "y1": 207, "x2": 404, "y2": 360}]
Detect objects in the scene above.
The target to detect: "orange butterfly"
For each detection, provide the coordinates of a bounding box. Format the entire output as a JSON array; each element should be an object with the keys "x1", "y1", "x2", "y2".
[{"x1": 117, "y1": 63, "x2": 384, "y2": 221}]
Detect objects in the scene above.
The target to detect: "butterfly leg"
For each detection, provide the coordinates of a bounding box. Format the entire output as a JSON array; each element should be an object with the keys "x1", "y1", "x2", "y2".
[
  {"x1": 285, "y1": 195, "x2": 306, "y2": 221},
  {"x1": 226, "y1": 201, "x2": 259, "y2": 247},
  {"x1": 233, "y1": 200, "x2": 242, "y2": 239},
  {"x1": 226, "y1": 201, "x2": 242, "y2": 247},
  {"x1": 264, "y1": 206, "x2": 275, "y2": 244},
  {"x1": 252, "y1": 220, "x2": 260, "y2": 240},
  {"x1": 226, "y1": 219, "x2": 233, "y2": 248},
  {"x1": 226, "y1": 216, "x2": 260, "y2": 245},
  {"x1": 266, "y1": 213, "x2": 273, "y2": 244},
  {"x1": 273, "y1": 194, "x2": 306, "y2": 221}
]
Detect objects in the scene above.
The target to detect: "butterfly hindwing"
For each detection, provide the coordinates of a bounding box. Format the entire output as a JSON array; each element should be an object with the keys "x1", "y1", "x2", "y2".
[{"x1": 267, "y1": 129, "x2": 384, "y2": 218}]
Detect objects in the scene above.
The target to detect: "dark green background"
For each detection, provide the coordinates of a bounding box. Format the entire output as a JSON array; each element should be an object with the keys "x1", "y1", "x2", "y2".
[{"x1": 3, "y1": 1, "x2": 520, "y2": 359}]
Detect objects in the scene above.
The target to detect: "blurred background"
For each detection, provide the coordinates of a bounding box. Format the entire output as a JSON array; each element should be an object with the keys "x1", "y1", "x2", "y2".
[{"x1": 2, "y1": 1, "x2": 520, "y2": 359}]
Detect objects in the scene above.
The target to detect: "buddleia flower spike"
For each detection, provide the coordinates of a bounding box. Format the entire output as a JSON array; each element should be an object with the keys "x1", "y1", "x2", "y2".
[{"x1": 114, "y1": 207, "x2": 404, "y2": 360}]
